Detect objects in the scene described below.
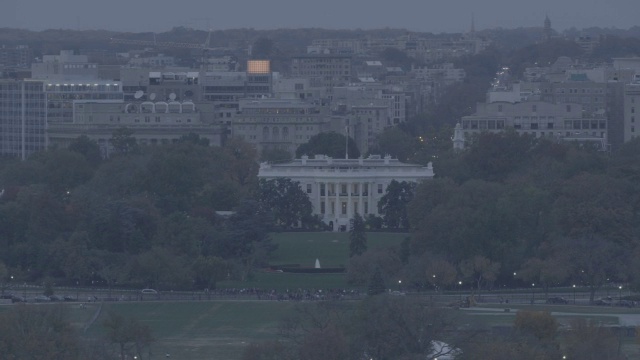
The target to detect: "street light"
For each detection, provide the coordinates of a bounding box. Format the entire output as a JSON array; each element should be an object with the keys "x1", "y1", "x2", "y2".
[
  {"x1": 573, "y1": 284, "x2": 576, "y2": 305},
  {"x1": 458, "y1": 281, "x2": 462, "y2": 301},
  {"x1": 619, "y1": 286, "x2": 623, "y2": 301},
  {"x1": 398, "y1": 280, "x2": 402, "y2": 291},
  {"x1": 531, "y1": 283, "x2": 535, "y2": 305}
]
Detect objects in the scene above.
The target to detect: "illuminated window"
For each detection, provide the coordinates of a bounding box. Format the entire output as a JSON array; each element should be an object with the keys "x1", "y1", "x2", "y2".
[{"x1": 247, "y1": 60, "x2": 271, "y2": 74}]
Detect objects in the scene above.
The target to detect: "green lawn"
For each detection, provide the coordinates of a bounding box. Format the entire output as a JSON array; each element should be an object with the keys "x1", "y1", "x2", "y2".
[
  {"x1": 268, "y1": 231, "x2": 408, "y2": 267},
  {"x1": 72, "y1": 299, "x2": 640, "y2": 360},
  {"x1": 84, "y1": 301, "x2": 296, "y2": 360},
  {"x1": 215, "y1": 231, "x2": 408, "y2": 290}
]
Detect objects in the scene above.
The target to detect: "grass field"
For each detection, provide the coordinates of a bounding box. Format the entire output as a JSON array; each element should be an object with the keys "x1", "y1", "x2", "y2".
[
  {"x1": 268, "y1": 231, "x2": 408, "y2": 267},
  {"x1": 83, "y1": 301, "x2": 297, "y2": 360},
  {"x1": 68, "y1": 298, "x2": 640, "y2": 360},
  {"x1": 216, "y1": 231, "x2": 408, "y2": 290}
]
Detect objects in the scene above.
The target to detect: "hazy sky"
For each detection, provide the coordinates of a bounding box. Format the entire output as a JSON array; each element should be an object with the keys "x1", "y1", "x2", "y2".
[{"x1": 2, "y1": 0, "x2": 638, "y2": 33}]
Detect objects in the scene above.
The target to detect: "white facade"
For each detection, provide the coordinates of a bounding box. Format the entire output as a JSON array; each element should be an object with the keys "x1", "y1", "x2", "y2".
[
  {"x1": 258, "y1": 154, "x2": 434, "y2": 231},
  {"x1": 623, "y1": 75, "x2": 640, "y2": 143},
  {"x1": 459, "y1": 101, "x2": 608, "y2": 149}
]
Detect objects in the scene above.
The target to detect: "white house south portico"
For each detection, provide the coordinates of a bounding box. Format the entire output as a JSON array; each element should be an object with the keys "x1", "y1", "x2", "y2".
[{"x1": 258, "y1": 155, "x2": 434, "y2": 231}]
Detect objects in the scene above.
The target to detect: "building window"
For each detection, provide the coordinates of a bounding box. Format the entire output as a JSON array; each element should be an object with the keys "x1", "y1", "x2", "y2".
[
  {"x1": 354, "y1": 202, "x2": 359, "y2": 214},
  {"x1": 341, "y1": 184, "x2": 347, "y2": 195},
  {"x1": 341, "y1": 201, "x2": 347, "y2": 215},
  {"x1": 377, "y1": 184, "x2": 383, "y2": 194},
  {"x1": 532, "y1": 105, "x2": 537, "y2": 112},
  {"x1": 566, "y1": 105, "x2": 572, "y2": 112},
  {"x1": 320, "y1": 201, "x2": 325, "y2": 214},
  {"x1": 364, "y1": 201, "x2": 369, "y2": 214},
  {"x1": 306, "y1": 184, "x2": 312, "y2": 194}
]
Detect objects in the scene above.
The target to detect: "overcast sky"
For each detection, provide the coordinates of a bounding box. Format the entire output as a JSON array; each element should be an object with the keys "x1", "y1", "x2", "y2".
[{"x1": 2, "y1": 0, "x2": 638, "y2": 33}]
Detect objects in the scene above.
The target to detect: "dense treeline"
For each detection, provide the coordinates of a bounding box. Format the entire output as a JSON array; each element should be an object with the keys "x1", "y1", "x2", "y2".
[
  {"x1": 357, "y1": 131, "x2": 640, "y2": 302},
  {"x1": 0, "y1": 134, "x2": 287, "y2": 290}
]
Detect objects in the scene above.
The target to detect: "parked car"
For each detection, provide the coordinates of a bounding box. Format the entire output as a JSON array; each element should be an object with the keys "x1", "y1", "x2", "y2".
[
  {"x1": 34, "y1": 295, "x2": 50, "y2": 302},
  {"x1": 11, "y1": 295, "x2": 26, "y2": 303},
  {"x1": 594, "y1": 298, "x2": 612, "y2": 306},
  {"x1": 63, "y1": 295, "x2": 76, "y2": 302},
  {"x1": 48, "y1": 295, "x2": 64, "y2": 302},
  {"x1": 0, "y1": 293, "x2": 14, "y2": 300},
  {"x1": 546, "y1": 296, "x2": 568, "y2": 304},
  {"x1": 141, "y1": 288, "x2": 158, "y2": 295}
]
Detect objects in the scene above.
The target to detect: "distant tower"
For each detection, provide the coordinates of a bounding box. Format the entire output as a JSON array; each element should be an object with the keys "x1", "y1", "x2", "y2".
[
  {"x1": 452, "y1": 123, "x2": 465, "y2": 151},
  {"x1": 470, "y1": 13, "x2": 476, "y2": 37},
  {"x1": 543, "y1": 14, "x2": 552, "y2": 41}
]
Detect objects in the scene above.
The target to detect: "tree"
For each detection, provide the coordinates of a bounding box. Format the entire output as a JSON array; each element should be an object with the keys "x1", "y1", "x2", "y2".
[
  {"x1": 295, "y1": 132, "x2": 360, "y2": 159},
  {"x1": 352, "y1": 296, "x2": 464, "y2": 360},
  {"x1": 215, "y1": 200, "x2": 275, "y2": 281},
  {"x1": 223, "y1": 137, "x2": 259, "y2": 188},
  {"x1": 348, "y1": 247, "x2": 402, "y2": 287},
  {"x1": 260, "y1": 147, "x2": 292, "y2": 163},
  {"x1": 192, "y1": 256, "x2": 229, "y2": 290},
  {"x1": 460, "y1": 255, "x2": 500, "y2": 294},
  {"x1": 370, "y1": 127, "x2": 420, "y2": 161},
  {"x1": 257, "y1": 178, "x2": 313, "y2": 229},
  {"x1": 109, "y1": 127, "x2": 139, "y2": 155},
  {"x1": 0, "y1": 305, "x2": 83, "y2": 359},
  {"x1": 252, "y1": 37, "x2": 275, "y2": 59},
  {"x1": 425, "y1": 258, "x2": 458, "y2": 292},
  {"x1": 378, "y1": 180, "x2": 416, "y2": 229},
  {"x1": 563, "y1": 319, "x2": 624, "y2": 360},
  {"x1": 103, "y1": 311, "x2": 154, "y2": 360},
  {"x1": 368, "y1": 267, "x2": 386, "y2": 296},
  {"x1": 557, "y1": 235, "x2": 624, "y2": 303},
  {"x1": 518, "y1": 256, "x2": 569, "y2": 298},
  {"x1": 349, "y1": 213, "x2": 367, "y2": 257},
  {"x1": 0, "y1": 262, "x2": 8, "y2": 296},
  {"x1": 178, "y1": 132, "x2": 210, "y2": 147},
  {"x1": 67, "y1": 135, "x2": 102, "y2": 164},
  {"x1": 513, "y1": 311, "x2": 558, "y2": 341}
]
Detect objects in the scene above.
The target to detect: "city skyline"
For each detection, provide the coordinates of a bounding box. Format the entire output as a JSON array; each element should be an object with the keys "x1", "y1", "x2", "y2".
[{"x1": 1, "y1": 0, "x2": 638, "y2": 34}]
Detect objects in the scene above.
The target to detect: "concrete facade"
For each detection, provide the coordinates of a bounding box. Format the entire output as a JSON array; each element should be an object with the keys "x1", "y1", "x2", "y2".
[{"x1": 0, "y1": 79, "x2": 47, "y2": 159}]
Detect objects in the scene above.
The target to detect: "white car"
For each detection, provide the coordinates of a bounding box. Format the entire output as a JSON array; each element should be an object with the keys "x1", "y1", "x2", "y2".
[{"x1": 141, "y1": 288, "x2": 158, "y2": 294}]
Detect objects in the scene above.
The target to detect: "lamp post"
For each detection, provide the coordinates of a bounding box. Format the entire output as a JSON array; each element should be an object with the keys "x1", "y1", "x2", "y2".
[
  {"x1": 573, "y1": 284, "x2": 576, "y2": 305},
  {"x1": 76, "y1": 280, "x2": 79, "y2": 301},
  {"x1": 398, "y1": 280, "x2": 402, "y2": 292},
  {"x1": 619, "y1": 286, "x2": 623, "y2": 301},
  {"x1": 531, "y1": 283, "x2": 535, "y2": 305},
  {"x1": 458, "y1": 281, "x2": 462, "y2": 301}
]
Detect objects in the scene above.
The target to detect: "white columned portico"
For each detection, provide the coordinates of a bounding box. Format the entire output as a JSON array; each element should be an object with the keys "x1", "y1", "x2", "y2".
[{"x1": 257, "y1": 155, "x2": 435, "y2": 232}]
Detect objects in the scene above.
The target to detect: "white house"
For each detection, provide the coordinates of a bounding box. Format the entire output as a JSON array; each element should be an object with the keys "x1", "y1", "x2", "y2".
[{"x1": 257, "y1": 154, "x2": 434, "y2": 231}]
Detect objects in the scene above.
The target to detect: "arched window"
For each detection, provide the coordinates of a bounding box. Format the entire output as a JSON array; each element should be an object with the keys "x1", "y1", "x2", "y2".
[
  {"x1": 282, "y1": 127, "x2": 289, "y2": 140},
  {"x1": 272, "y1": 127, "x2": 279, "y2": 140},
  {"x1": 263, "y1": 126, "x2": 269, "y2": 140}
]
